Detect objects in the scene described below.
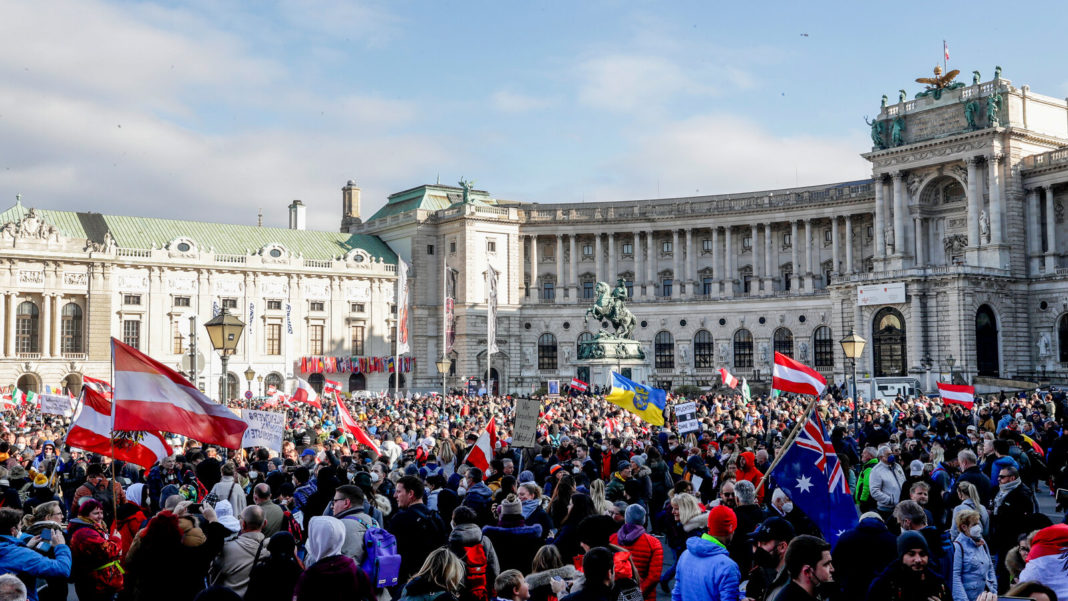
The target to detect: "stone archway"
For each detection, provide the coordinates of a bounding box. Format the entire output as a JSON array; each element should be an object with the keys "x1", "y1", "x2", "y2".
[
  {"x1": 975, "y1": 305, "x2": 1000, "y2": 377},
  {"x1": 16, "y1": 373, "x2": 40, "y2": 393},
  {"x1": 872, "y1": 307, "x2": 907, "y2": 377}
]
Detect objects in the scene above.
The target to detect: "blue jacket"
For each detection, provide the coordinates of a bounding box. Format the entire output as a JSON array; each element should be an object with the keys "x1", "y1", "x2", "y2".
[
  {"x1": 671, "y1": 534, "x2": 741, "y2": 601},
  {"x1": 0, "y1": 535, "x2": 72, "y2": 601},
  {"x1": 987, "y1": 456, "x2": 1019, "y2": 486},
  {"x1": 951, "y1": 533, "x2": 996, "y2": 601}
]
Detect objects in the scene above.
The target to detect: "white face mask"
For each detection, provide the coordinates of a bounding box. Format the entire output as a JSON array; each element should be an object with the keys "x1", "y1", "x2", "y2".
[
  {"x1": 370, "y1": 472, "x2": 381, "y2": 483},
  {"x1": 249, "y1": 471, "x2": 259, "y2": 480},
  {"x1": 969, "y1": 525, "x2": 983, "y2": 539},
  {"x1": 783, "y1": 502, "x2": 794, "y2": 514}
]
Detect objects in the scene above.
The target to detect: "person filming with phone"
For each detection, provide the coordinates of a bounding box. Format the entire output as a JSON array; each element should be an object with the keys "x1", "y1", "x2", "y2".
[{"x1": 0, "y1": 506, "x2": 72, "y2": 601}]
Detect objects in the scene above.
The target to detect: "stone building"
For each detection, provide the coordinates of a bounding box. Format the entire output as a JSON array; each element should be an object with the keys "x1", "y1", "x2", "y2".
[{"x1": 351, "y1": 71, "x2": 1068, "y2": 394}]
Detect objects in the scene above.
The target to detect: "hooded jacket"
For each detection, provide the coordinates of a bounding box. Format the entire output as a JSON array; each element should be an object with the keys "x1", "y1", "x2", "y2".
[
  {"x1": 610, "y1": 524, "x2": 663, "y2": 601},
  {"x1": 671, "y1": 534, "x2": 741, "y2": 601},
  {"x1": 482, "y1": 522, "x2": 543, "y2": 574},
  {"x1": 447, "y1": 522, "x2": 500, "y2": 592},
  {"x1": 735, "y1": 452, "x2": 765, "y2": 503},
  {"x1": 0, "y1": 534, "x2": 71, "y2": 601},
  {"x1": 830, "y1": 516, "x2": 897, "y2": 601},
  {"x1": 212, "y1": 530, "x2": 269, "y2": 597}
]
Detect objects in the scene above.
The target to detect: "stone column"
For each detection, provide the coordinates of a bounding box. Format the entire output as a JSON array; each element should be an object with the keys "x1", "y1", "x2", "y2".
[
  {"x1": 53, "y1": 293, "x2": 63, "y2": 356},
  {"x1": 750, "y1": 224, "x2": 760, "y2": 293},
  {"x1": 6, "y1": 293, "x2": 15, "y2": 355},
  {"x1": 1047, "y1": 185, "x2": 1058, "y2": 272},
  {"x1": 845, "y1": 215, "x2": 854, "y2": 274},
  {"x1": 988, "y1": 155, "x2": 1003, "y2": 245},
  {"x1": 804, "y1": 219, "x2": 814, "y2": 291},
  {"x1": 41, "y1": 293, "x2": 52, "y2": 357},
  {"x1": 569, "y1": 234, "x2": 577, "y2": 298},
  {"x1": 671, "y1": 229, "x2": 679, "y2": 296},
  {"x1": 1028, "y1": 189, "x2": 1042, "y2": 274},
  {"x1": 711, "y1": 228, "x2": 720, "y2": 296},
  {"x1": 892, "y1": 172, "x2": 905, "y2": 256},
  {"x1": 831, "y1": 217, "x2": 840, "y2": 278},
  {"x1": 764, "y1": 223, "x2": 774, "y2": 293},
  {"x1": 790, "y1": 221, "x2": 800, "y2": 292},
  {"x1": 874, "y1": 178, "x2": 886, "y2": 259},
  {"x1": 913, "y1": 217, "x2": 923, "y2": 265},
  {"x1": 555, "y1": 234, "x2": 564, "y2": 303},
  {"x1": 645, "y1": 232, "x2": 654, "y2": 294},
  {"x1": 685, "y1": 228, "x2": 694, "y2": 297},
  {"x1": 608, "y1": 233, "x2": 616, "y2": 283},
  {"x1": 967, "y1": 158, "x2": 980, "y2": 248},
  {"x1": 631, "y1": 232, "x2": 640, "y2": 298},
  {"x1": 0, "y1": 293, "x2": 5, "y2": 357},
  {"x1": 529, "y1": 235, "x2": 539, "y2": 300},
  {"x1": 594, "y1": 233, "x2": 603, "y2": 283},
  {"x1": 724, "y1": 227, "x2": 735, "y2": 298}
]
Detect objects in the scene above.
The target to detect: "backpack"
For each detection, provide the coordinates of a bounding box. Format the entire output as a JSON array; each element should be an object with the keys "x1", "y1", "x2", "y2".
[
  {"x1": 360, "y1": 525, "x2": 401, "y2": 588},
  {"x1": 459, "y1": 542, "x2": 490, "y2": 601},
  {"x1": 85, "y1": 480, "x2": 115, "y2": 523}
]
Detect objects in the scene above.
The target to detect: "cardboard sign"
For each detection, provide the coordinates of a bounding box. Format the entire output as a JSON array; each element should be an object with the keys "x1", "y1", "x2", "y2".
[
  {"x1": 674, "y1": 401, "x2": 700, "y2": 435},
  {"x1": 512, "y1": 398, "x2": 541, "y2": 448},
  {"x1": 240, "y1": 409, "x2": 286, "y2": 451},
  {"x1": 39, "y1": 394, "x2": 74, "y2": 417}
]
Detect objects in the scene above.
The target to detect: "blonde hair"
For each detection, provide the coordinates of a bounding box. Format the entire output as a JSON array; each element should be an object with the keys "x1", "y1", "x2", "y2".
[
  {"x1": 411, "y1": 547, "x2": 465, "y2": 593},
  {"x1": 532, "y1": 544, "x2": 565, "y2": 573},
  {"x1": 519, "y1": 482, "x2": 542, "y2": 500},
  {"x1": 957, "y1": 481, "x2": 981, "y2": 507},
  {"x1": 21, "y1": 501, "x2": 60, "y2": 530},
  {"x1": 589, "y1": 479, "x2": 612, "y2": 515},
  {"x1": 955, "y1": 509, "x2": 981, "y2": 532},
  {"x1": 672, "y1": 493, "x2": 703, "y2": 525}
]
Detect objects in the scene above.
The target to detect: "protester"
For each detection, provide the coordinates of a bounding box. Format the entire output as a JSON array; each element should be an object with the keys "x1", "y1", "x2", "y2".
[
  {"x1": 397, "y1": 547, "x2": 466, "y2": 601},
  {"x1": 774, "y1": 534, "x2": 834, "y2": 601},
  {"x1": 244, "y1": 532, "x2": 305, "y2": 601},
  {"x1": 212, "y1": 505, "x2": 268, "y2": 597},
  {"x1": 866, "y1": 531, "x2": 951, "y2": 601},
  {"x1": 0, "y1": 507, "x2": 71, "y2": 601},
  {"x1": 745, "y1": 517, "x2": 794, "y2": 601},
  {"x1": 68, "y1": 499, "x2": 123, "y2": 601},
  {"x1": 951, "y1": 510, "x2": 997, "y2": 601},
  {"x1": 294, "y1": 516, "x2": 372, "y2": 601},
  {"x1": 447, "y1": 506, "x2": 500, "y2": 601},
  {"x1": 525, "y1": 545, "x2": 580, "y2": 601},
  {"x1": 482, "y1": 494, "x2": 544, "y2": 574},
  {"x1": 671, "y1": 505, "x2": 741, "y2": 601},
  {"x1": 608, "y1": 504, "x2": 662, "y2": 601},
  {"x1": 830, "y1": 512, "x2": 896, "y2": 601}
]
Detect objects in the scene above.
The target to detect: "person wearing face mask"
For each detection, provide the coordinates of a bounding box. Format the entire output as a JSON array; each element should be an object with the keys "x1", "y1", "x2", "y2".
[
  {"x1": 868, "y1": 445, "x2": 905, "y2": 520},
  {"x1": 866, "y1": 531, "x2": 951, "y2": 601},
  {"x1": 746, "y1": 517, "x2": 795, "y2": 601},
  {"x1": 951, "y1": 510, "x2": 996, "y2": 601},
  {"x1": 772, "y1": 534, "x2": 834, "y2": 601}
]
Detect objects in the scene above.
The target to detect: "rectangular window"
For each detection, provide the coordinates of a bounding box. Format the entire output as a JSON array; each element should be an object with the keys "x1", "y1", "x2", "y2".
[
  {"x1": 310, "y1": 301, "x2": 325, "y2": 312},
  {"x1": 427, "y1": 244, "x2": 435, "y2": 255},
  {"x1": 123, "y1": 320, "x2": 141, "y2": 350},
  {"x1": 172, "y1": 322, "x2": 184, "y2": 354},
  {"x1": 222, "y1": 298, "x2": 238, "y2": 309},
  {"x1": 264, "y1": 300, "x2": 280, "y2": 310},
  {"x1": 350, "y1": 302, "x2": 365, "y2": 313},
  {"x1": 662, "y1": 241, "x2": 673, "y2": 253},
  {"x1": 487, "y1": 240, "x2": 497, "y2": 253},
  {"x1": 702, "y1": 238, "x2": 714, "y2": 252},
  {"x1": 582, "y1": 244, "x2": 593, "y2": 257},
  {"x1": 742, "y1": 236, "x2": 752, "y2": 250},
  {"x1": 173, "y1": 296, "x2": 191, "y2": 307},
  {"x1": 783, "y1": 233, "x2": 792, "y2": 246},
  {"x1": 309, "y1": 324, "x2": 324, "y2": 355},
  {"x1": 824, "y1": 229, "x2": 832, "y2": 242},
  {"x1": 622, "y1": 242, "x2": 633, "y2": 255},
  {"x1": 351, "y1": 325, "x2": 365, "y2": 356},
  {"x1": 123, "y1": 294, "x2": 142, "y2": 306},
  {"x1": 543, "y1": 282, "x2": 555, "y2": 300},
  {"x1": 582, "y1": 281, "x2": 594, "y2": 299},
  {"x1": 624, "y1": 280, "x2": 633, "y2": 297},
  {"x1": 267, "y1": 323, "x2": 282, "y2": 355},
  {"x1": 662, "y1": 279, "x2": 673, "y2": 297},
  {"x1": 743, "y1": 274, "x2": 752, "y2": 294},
  {"x1": 544, "y1": 245, "x2": 554, "y2": 259},
  {"x1": 784, "y1": 271, "x2": 792, "y2": 291},
  {"x1": 450, "y1": 241, "x2": 457, "y2": 253},
  {"x1": 702, "y1": 277, "x2": 714, "y2": 295},
  {"x1": 867, "y1": 225, "x2": 874, "y2": 238}
]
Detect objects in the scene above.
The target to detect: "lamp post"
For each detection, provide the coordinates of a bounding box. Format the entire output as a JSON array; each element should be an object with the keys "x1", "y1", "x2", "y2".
[
  {"x1": 203, "y1": 309, "x2": 245, "y2": 402},
  {"x1": 839, "y1": 330, "x2": 867, "y2": 434},
  {"x1": 256, "y1": 375, "x2": 263, "y2": 396},
  {"x1": 436, "y1": 355, "x2": 452, "y2": 412},
  {"x1": 946, "y1": 354, "x2": 956, "y2": 384},
  {"x1": 244, "y1": 366, "x2": 256, "y2": 396}
]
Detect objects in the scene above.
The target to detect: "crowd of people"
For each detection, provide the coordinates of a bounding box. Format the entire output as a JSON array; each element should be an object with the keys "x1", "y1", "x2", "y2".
[{"x1": 0, "y1": 384, "x2": 1067, "y2": 601}]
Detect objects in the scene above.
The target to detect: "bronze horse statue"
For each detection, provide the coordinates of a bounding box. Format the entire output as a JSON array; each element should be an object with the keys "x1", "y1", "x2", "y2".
[{"x1": 584, "y1": 280, "x2": 637, "y2": 339}]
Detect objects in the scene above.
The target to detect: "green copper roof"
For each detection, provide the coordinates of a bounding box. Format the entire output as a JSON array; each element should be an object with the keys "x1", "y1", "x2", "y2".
[
  {"x1": 367, "y1": 184, "x2": 497, "y2": 222},
  {"x1": 0, "y1": 201, "x2": 397, "y2": 263}
]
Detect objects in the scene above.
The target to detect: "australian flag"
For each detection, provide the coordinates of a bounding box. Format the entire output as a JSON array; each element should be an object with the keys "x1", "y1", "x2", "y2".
[{"x1": 769, "y1": 410, "x2": 859, "y2": 546}]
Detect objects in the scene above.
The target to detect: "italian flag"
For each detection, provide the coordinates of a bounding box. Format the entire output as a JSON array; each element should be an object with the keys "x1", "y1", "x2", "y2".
[{"x1": 12, "y1": 388, "x2": 37, "y2": 406}]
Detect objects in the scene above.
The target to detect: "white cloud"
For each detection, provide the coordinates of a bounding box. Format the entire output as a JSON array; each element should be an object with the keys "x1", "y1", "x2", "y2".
[
  {"x1": 577, "y1": 54, "x2": 717, "y2": 113},
  {"x1": 490, "y1": 90, "x2": 554, "y2": 113}
]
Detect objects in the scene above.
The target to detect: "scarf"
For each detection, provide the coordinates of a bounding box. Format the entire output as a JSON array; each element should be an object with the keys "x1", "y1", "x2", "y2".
[
  {"x1": 993, "y1": 478, "x2": 1021, "y2": 512},
  {"x1": 521, "y1": 499, "x2": 541, "y2": 520}
]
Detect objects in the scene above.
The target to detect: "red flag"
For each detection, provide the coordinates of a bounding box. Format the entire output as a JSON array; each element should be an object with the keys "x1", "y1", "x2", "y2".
[
  {"x1": 292, "y1": 378, "x2": 322, "y2": 409},
  {"x1": 68, "y1": 388, "x2": 169, "y2": 468},
  {"x1": 569, "y1": 378, "x2": 589, "y2": 393},
  {"x1": 111, "y1": 338, "x2": 249, "y2": 449},
  {"x1": 335, "y1": 399, "x2": 381, "y2": 455},
  {"x1": 83, "y1": 375, "x2": 113, "y2": 399},
  {"x1": 464, "y1": 418, "x2": 497, "y2": 474},
  {"x1": 719, "y1": 367, "x2": 739, "y2": 389},
  {"x1": 772, "y1": 352, "x2": 827, "y2": 397},
  {"x1": 944, "y1": 40, "x2": 950, "y2": 61},
  {"x1": 937, "y1": 382, "x2": 975, "y2": 408},
  {"x1": 324, "y1": 379, "x2": 342, "y2": 398}
]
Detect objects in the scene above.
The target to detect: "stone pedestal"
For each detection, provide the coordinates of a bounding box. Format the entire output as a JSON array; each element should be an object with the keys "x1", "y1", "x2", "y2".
[
  {"x1": 577, "y1": 333, "x2": 650, "y2": 386},
  {"x1": 979, "y1": 245, "x2": 1010, "y2": 270},
  {"x1": 576, "y1": 358, "x2": 651, "y2": 388}
]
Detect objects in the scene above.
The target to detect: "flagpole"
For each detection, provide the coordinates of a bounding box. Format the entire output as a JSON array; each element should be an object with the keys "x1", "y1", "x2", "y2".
[
  {"x1": 108, "y1": 338, "x2": 118, "y2": 534},
  {"x1": 442, "y1": 239, "x2": 448, "y2": 407},
  {"x1": 754, "y1": 395, "x2": 819, "y2": 492}
]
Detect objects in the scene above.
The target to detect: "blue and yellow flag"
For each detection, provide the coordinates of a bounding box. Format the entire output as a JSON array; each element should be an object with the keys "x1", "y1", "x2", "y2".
[{"x1": 606, "y1": 372, "x2": 666, "y2": 426}]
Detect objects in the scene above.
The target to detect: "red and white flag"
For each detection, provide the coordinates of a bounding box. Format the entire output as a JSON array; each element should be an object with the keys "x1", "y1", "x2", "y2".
[
  {"x1": 464, "y1": 418, "x2": 497, "y2": 474},
  {"x1": 292, "y1": 378, "x2": 322, "y2": 409},
  {"x1": 943, "y1": 40, "x2": 950, "y2": 61},
  {"x1": 570, "y1": 378, "x2": 588, "y2": 393},
  {"x1": 82, "y1": 376, "x2": 113, "y2": 399},
  {"x1": 111, "y1": 338, "x2": 249, "y2": 449},
  {"x1": 68, "y1": 387, "x2": 169, "y2": 468},
  {"x1": 266, "y1": 384, "x2": 277, "y2": 395},
  {"x1": 324, "y1": 379, "x2": 342, "y2": 398},
  {"x1": 335, "y1": 399, "x2": 381, "y2": 455},
  {"x1": 719, "y1": 367, "x2": 739, "y2": 389},
  {"x1": 772, "y1": 352, "x2": 827, "y2": 397},
  {"x1": 937, "y1": 382, "x2": 975, "y2": 408}
]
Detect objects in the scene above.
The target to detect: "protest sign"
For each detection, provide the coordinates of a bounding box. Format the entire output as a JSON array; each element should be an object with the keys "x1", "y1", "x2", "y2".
[
  {"x1": 674, "y1": 401, "x2": 700, "y2": 435},
  {"x1": 512, "y1": 397, "x2": 541, "y2": 448},
  {"x1": 39, "y1": 394, "x2": 74, "y2": 417},
  {"x1": 240, "y1": 409, "x2": 286, "y2": 451}
]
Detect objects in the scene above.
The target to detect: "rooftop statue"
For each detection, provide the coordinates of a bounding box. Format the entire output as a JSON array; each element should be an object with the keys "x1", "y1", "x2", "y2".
[{"x1": 915, "y1": 65, "x2": 965, "y2": 100}]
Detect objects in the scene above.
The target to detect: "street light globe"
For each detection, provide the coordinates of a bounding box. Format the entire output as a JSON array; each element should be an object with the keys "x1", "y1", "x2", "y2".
[
  {"x1": 244, "y1": 366, "x2": 256, "y2": 382},
  {"x1": 203, "y1": 309, "x2": 245, "y2": 355},
  {"x1": 436, "y1": 356, "x2": 452, "y2": 374},
  {"x1": 839, "y1": 330, "x2": 867, "y2": 359}
]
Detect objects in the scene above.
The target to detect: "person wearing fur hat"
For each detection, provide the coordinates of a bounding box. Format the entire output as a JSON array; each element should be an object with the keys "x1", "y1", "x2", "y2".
[
  {"x1": 608, "y1": 504, "x2": 662, "y2": 601},
  {"x1": 482, "y1": 494, "x2": 544, "y2": 574},
  {"x1": 671, "y1": 504, "x2": 741, "y2": 601},
  {"x1": 866, "y1": 531, "x2": 951, "y2": 601},
  {"x1": 22, "y1": 472, "x2": 62, "y2": 515},
  {"x1": 68, "y1": 498, "x2": 123, "y2": 601}
]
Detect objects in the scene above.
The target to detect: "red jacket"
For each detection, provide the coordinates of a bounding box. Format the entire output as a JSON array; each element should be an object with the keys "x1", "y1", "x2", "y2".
[
  {"x1": 736, "y1": 451, "x2": 765, "y2": 502},
  {"x1": 70, "y1": 521, "x2": 123, "y2": 596},
  {"x1": 611, "y1": 528, "x2": 664, "y2": 601}
]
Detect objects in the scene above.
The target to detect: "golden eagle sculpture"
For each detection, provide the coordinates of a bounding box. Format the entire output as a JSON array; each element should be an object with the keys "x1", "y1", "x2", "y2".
[{"x1": 916, "y1": 65, "x2": 960, "y2": 90}]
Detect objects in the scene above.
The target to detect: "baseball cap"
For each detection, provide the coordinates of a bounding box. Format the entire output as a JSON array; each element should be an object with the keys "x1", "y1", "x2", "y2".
[{"x1": 749, "y1": 517, "x2": 796, "y2": 542}]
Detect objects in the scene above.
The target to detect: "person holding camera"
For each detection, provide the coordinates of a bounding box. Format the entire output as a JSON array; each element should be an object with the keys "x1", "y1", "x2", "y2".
[{"x1": 0, "y1": 507, "x2": 71, "y2": 601}]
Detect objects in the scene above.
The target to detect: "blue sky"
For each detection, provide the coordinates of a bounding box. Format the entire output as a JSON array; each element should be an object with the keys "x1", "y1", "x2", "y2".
[{"x1": 2, "y1": 1, "x2": 1067, "y2": 231}]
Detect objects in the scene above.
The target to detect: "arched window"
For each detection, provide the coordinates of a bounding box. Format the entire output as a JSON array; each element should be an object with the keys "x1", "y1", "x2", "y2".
[
  {"x1": 225, "y1": 373, "x2": 239, "y2": 400},
  {"x1": 538, "y1": 333, "x2": 557, "y2": 370},
  {"x1": 975, "y1": 305, "x2": 999, "y2": 377},
  {"x1": 1060, "y1": 315, "x2": 1068, "y2": 364},
  {"x1": 693, "y1": 330, "x2": 714, "y2": 369},
  {"x1": 16, "y1": 301, "x2": 39, "y2": 354},
  {"x1": 61, "y1": 303, "x2": 83, "y2": 353},
  {"x1": 577, "y1": 331, "x2": 594, "y2": 357},
  {"x1": 655, "y1": 331, "x2": 674, "y2": 369},
  {"x1": 264, "y1": 372, "x2": 284, "y2": 393},
  {"x1": 773, "y1": 328, "x2": 794, "y2": 358},
  {"x1": 733, "y1": 329, "x2": 753, "y2": 368},
  {"x1": 308, "y1": 373, "x2": 325, "y2": 394},
  {"x1": 872, "y1": 307, "x2": 907, "y2": 377},
  {"x1": 813, "y1": 326, "x2": 834, "y2": 368},
  {"x1": 348, "y1": 373, "x2": 366, "y2": 391}
]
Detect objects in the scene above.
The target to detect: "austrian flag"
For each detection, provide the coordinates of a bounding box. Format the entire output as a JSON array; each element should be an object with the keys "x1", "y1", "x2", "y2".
[
  {"x1": 937, "y1": 382, "x2": 975, "y2": 408},
  {"x1": 570, "y1": 378, "x2": 589, "y2": 393},
  {"x1": 68, "y1": 387, "x2": 168, "y2": 468},
  {"x1": 292, "y1": 378, "x2": 322, "y2": 409},
  {"x1": 465, "y1": 418, "x2": 497, "y2": 475},
  {"x1": 772, "y1": 352, "x2": 827, "y2": 397},
  {"x1": 719, "y1": 368, "x2": 739, "y2": 389}
]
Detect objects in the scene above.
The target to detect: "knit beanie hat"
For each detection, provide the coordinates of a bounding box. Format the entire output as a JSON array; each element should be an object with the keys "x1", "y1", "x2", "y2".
[
  {"x1": 897, "y1": 530, "x2": 930, "y2": 558},
  {"x1": 706, "y1": 505, "x2": 737, "y2": 538},
  {"x1": 624, "y1": 504, "x2": 647, "y2": 525},
  {"x1": 518, "y1": 470, "x2": 535, "y2": 484},
  {"x1": 501, "y1": 495, "x2": 522, "y2": 517}
]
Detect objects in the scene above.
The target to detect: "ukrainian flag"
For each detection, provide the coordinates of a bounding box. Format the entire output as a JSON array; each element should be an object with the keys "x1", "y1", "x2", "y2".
[{"x1": 606, "y1": 372, "x2": 666, "y2": 426}]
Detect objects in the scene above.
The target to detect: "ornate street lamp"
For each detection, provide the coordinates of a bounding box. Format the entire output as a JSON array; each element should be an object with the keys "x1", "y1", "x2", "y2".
[
  {"x1": 244, "y1": 366, "x2": 256, "y2": 396},
  {"x1": 839, "y1": 330, "x2": 866, "y2": 434},
  {"x1": 203, "y1": 309, "x2": 245, "y2": 402},
  {"x1": 257, "y1": 375, "x2": 263, "y2": 395},
  {"x1": 436, "y1": 355, "x2": 452, "y2": 411},
  {"x1": 946, "y1": 354, "x2": 956, "y2": 384}
]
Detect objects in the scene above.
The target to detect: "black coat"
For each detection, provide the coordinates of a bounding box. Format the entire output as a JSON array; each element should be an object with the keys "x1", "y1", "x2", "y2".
[
  {"x1": 831, "y1": 517, "x2": 897, "y2": 601},
  {"x1": 952, "y1": 465, "x2": 993, "y2": 506},
  {"x1": 387, "y1": 503, "x2": 447, "y2": 584},
  {"x1": 991, "y1": 483, "x2": 1043, "y2": 555}
]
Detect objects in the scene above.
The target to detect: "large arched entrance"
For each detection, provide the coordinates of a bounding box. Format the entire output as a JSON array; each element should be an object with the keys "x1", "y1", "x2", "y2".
[
  {"x1": 348, "y1": 373, "x2": 366, "y2": 391},
  {"x1": 307, "y1": 373, "x2": 325, "y2": 394},
  {"x1": 16, "y1": 373, "x2": 40, "y2": 393},
  {"x1": 63, "y1": 373, "x2": 83, "y2": 396},
  {"x1": 388, "y1": 373, "x2": 406, "y2": 389},
  {"x1": 976, "y1": 305, "x2": 1000, "y2": 377},
  {"x1": 482, "y1": 368, "x2": 500, "y2": 395},
  {"x1": 872, "y1": 307, "x2": 907, "y2": 377}
]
